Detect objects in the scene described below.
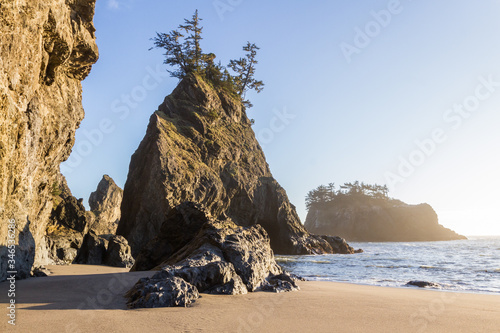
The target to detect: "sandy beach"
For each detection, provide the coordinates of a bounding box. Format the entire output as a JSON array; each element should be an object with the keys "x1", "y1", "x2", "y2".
[{"x1": 0, "y1": 265, "x2": 498, "y2": 332}]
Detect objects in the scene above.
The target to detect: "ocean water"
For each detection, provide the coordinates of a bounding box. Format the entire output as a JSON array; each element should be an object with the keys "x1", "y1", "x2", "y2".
[{"x1": 276, "y1": 236, "x2": 500, "y2": 294}]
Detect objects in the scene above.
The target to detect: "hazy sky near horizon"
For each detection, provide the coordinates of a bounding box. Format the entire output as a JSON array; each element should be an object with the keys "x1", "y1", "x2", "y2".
[{"x1": 63, "y1": 0, "x2": 500, "y2": 236}]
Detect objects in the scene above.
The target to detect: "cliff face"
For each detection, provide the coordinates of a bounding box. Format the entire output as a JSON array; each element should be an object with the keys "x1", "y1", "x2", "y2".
[
  {"x1": 0, "y1": 0, "x2": 98, "y2": 280},
  {"x1": 118, "y1": 74, "x2": 349, "y2": 256},
  {"x1": 304, "y1": 197, "x2": 467, "y2": 242}
]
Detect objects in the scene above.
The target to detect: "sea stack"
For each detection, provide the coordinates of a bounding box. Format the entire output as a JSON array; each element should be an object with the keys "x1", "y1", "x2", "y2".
[
  {"x1": 117, "y1": 74, "x2": 354, "y2": 257},
  {"x1": 305, "y1": 197, "x2": 467, "y2": 242}
]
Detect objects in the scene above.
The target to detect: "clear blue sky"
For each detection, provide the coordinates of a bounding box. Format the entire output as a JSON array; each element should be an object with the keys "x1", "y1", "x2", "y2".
[{"x1": 62, "y1": 0, "x2": 500, "y2": 236}]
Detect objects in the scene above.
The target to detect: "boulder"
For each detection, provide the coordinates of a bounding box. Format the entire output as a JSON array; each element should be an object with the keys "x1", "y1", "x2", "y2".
[
  {"x1": 318, "y1": 235, "x2": 360, "y2": 254},
  {"x1": 406, "y1": 281, "x2": 441, "y2": 288},
  {"x1": 126, "y1": 276, "x2": 199, "y2": 309},
  {"x1": 32, "y1": 267, "x2": 51, "y2": 278},
  {"x1": 103, "y1": 235, "x2": 135, "y2": 268}
]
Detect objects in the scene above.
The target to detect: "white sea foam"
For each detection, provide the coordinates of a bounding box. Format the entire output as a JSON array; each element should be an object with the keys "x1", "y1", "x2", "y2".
[{"x1": 276, "y1": 236, "x2": 500, "y2": 294}]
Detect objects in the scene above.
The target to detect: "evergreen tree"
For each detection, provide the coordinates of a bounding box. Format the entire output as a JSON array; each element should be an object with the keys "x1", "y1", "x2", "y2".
[
  {"x1": 306, "y1": 181, "x2": 390, "y2": 211},
  {"x1": 151, "y1": 10, "x2": 206, "y2": 79},
  {"x1": 229, "y1": 42, "x2": 264, "y2": 107},
  {"x1": 151, "y1": 11, "x2": 264, "y2": 109},
  {"x1": 179, "y1": 10, "x2": 203, "y2": 71}
]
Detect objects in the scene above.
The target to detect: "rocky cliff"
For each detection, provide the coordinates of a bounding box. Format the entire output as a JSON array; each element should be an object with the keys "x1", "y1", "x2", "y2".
[
  {"x1": 305, "y1": 196, "x2": 467, "y2": 242},
  {"x1": 0, "y1": 0, "x2": 98, "y2": 281},
  {"x1": 117, "y1": 74, "x2": 354, "y2": 256}
]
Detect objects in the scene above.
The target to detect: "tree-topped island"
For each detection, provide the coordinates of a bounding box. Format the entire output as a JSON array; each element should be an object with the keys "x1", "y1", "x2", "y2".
[{"x1": 304, "y1": 181, "x2": 467, "y2": 242}]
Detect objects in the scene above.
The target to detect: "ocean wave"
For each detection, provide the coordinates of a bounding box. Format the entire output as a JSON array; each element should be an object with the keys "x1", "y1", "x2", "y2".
[{"x1": 279, "y1": 238, "x2": 500, "y2": 294}]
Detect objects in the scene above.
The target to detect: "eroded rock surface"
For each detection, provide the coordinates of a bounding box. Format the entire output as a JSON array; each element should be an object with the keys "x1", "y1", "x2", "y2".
[
  {"x1": 88, "y1": 175, "x2": 123, "y2": 235},
  {"x1": 45, "y1": 173, "x2": 91, "y2": 264},
  {"x1": 126, "y1": 202, "x2": 300, "y2": 308},
  {"x1": 103, "y1": 235, "x2": 135, "y2": 268},
  {"x1": 305, "y1": 197, "x2": 466, "y2": 242},
  {"x1": 126, "y1": 276, "x2": 200, "y2": 309},
  {"x1": 117, "y1": 74, "x2": 351, "y2": 257},
  {"x1": 0, "y1": 0, "x2": 98, "y2": 281}
]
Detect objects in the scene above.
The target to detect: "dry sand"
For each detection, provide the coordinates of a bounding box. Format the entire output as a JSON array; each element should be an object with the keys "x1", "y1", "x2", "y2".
[{"x1": 1, "y1": 264, "x2": 499, "y2": 333}]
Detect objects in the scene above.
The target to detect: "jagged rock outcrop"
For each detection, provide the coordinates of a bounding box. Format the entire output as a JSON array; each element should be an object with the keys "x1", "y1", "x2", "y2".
[
  {"x1": 88, "y1": 175, "x2": 123, "y2": 235},
  {"x1": 126, "y1": 202, "x2": 299, "y2": 308},
  {"x1": 0, "y1": 0, "x2": 98, "y2": 281},
  {"x1": 117, "y1": 74, "x2": 352, "y2": 257},
  {"x1": 47, "y1": 174, "x2": 129, "y2": 266},
  {"x1": 45, "y1": 173, "x2": 91, "y2": 264},
  {"x1": 305, "y1": 197, "x2": 467, "y2": 242}
]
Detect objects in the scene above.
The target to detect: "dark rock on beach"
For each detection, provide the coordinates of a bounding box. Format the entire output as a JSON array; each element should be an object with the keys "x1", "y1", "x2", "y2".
[
  {"x1": 126, "y1": 202, "x2": 300, "y2": 308},
  {"x1": 406, "y1": 280, "x2": 441, "y2": 288},
  {"x1": 126, "y1": 275, "x2": 200, "y2": 309},
  {"x1": 74, "y1": 230, "x2": 108, "y2": 265},
  {"x1": 103, "y1": 235, "x2": 135, "y2": 268}
]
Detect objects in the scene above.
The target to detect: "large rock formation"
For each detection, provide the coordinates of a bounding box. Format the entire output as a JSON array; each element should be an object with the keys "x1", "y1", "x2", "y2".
[
  {"x1": 88, "y1": 174, "x2": 123, "y2": 235},
  {"x1": 0, "y1": 0, "x2": 98, "y2": 281},
  {"x1": 126, "y1": 202, "x2": 300, "y2": 308},
  {"x1": 45, "y1": 173, "x2": 92, "y2": 264},
  {"x1": 305, "y1": 197, "x2": 467, "y2": 242},
  {"x1": 117, "y1": 74, "x2": 353, "y2": 256}
]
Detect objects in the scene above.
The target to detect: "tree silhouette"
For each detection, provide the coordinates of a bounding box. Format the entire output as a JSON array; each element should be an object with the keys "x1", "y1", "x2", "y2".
[{"x1": 306, "y1": 181, "x2": 390, "y2": 210}]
